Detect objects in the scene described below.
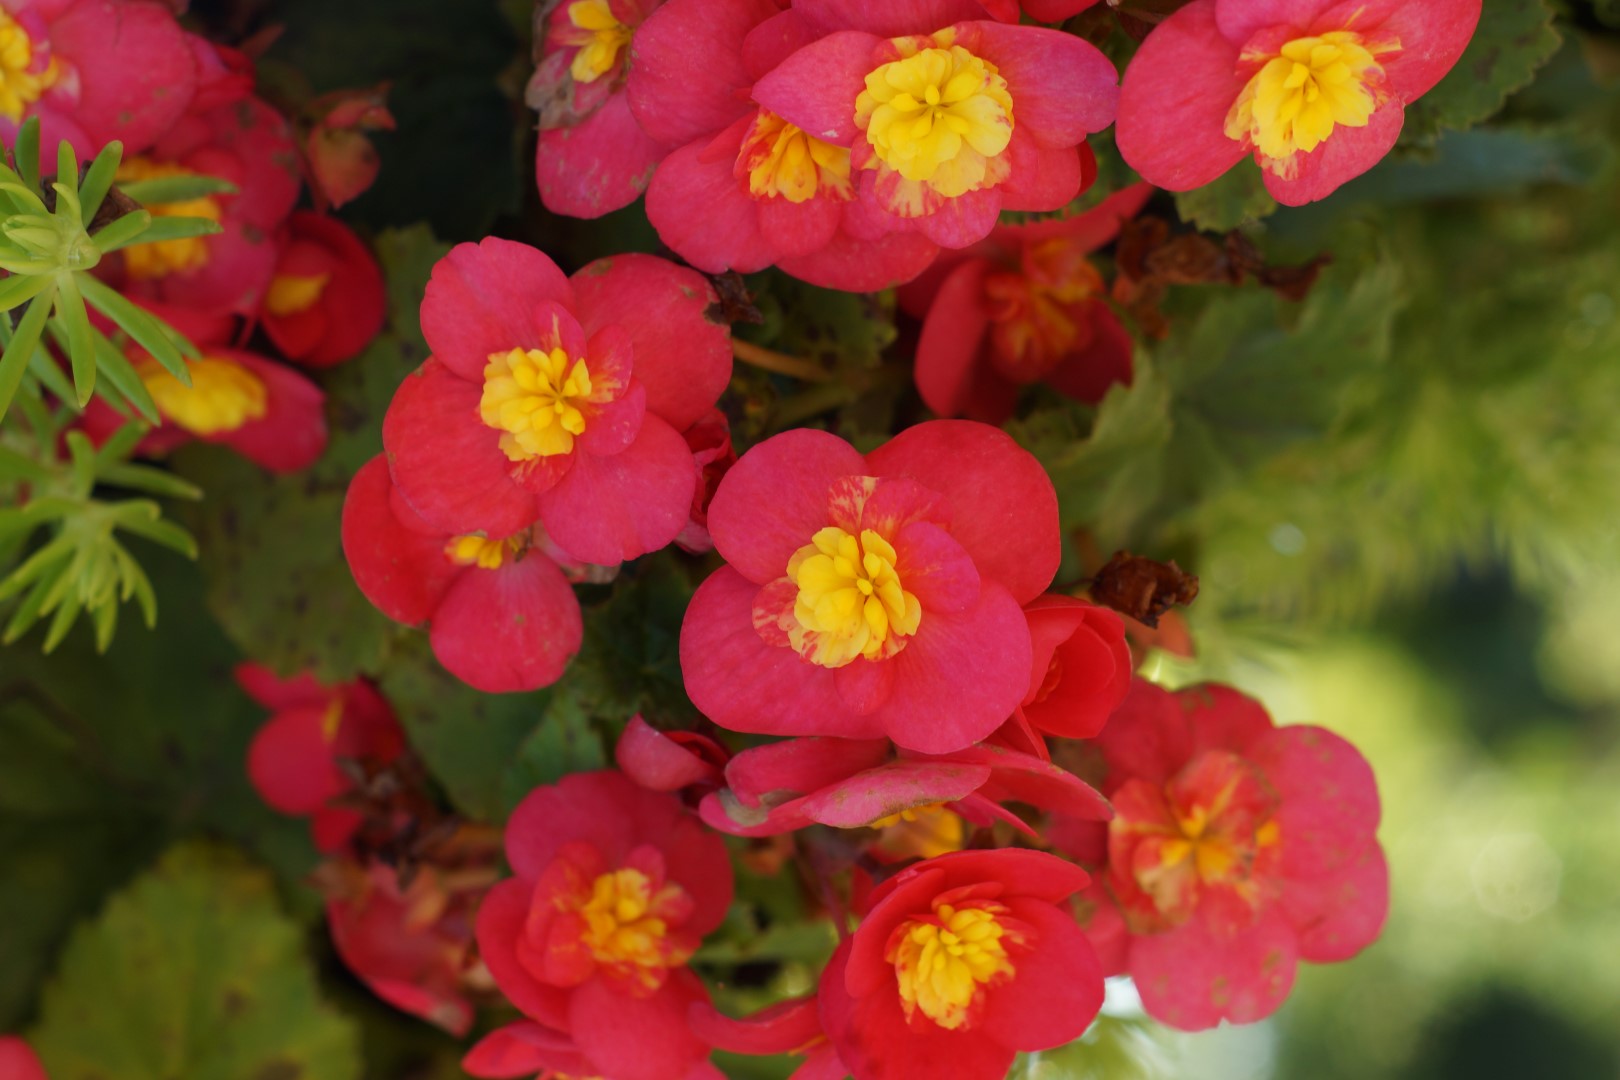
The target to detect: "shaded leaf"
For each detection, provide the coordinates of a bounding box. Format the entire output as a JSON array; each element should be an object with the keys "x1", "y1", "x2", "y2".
[{"x1": 1401, "y1": 0, "x2": 1560, "y2": 143}]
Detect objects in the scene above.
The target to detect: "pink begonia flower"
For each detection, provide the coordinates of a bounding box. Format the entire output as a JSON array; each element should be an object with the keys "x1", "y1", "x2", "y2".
[{"x1": 1116, "y1": 0, "x2": 1481, "y2": 205}]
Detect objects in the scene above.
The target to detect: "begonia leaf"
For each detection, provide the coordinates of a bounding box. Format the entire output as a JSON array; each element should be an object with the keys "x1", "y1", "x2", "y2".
[
  {"x1": 1173, "y1": 164, "x2": 1278, "y2": 234},
  {"x1": 28, "y1": 844, "x2": 360, "y2": 1080},
  {"x1": 1400, "y1": 0, "x2": 1561, "y2": 144}
]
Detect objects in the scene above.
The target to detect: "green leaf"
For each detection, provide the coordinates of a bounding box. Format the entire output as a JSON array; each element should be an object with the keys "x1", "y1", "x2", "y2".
[
  {"x1": 53, "y1": 274, "x2": 96, "y2": 406},
  {"x1": 1173, "y1": 164, "x2": 1278, "y2": 233},
  {"x1": 116, "y1": 174, "x2": 239, "y2": 204},
  {"x1": 0, "y1": 281, "x2": 57, "y2": 421},
  {"x1": 379, "y1": 635, "x2": 549, "y2": 822},
  {"x1": 0, "y1": 268, "x2": 51, "y2": 312},
  {"x1": 14, "y1": 117, "x2": 41, "y2": 192},
  {"x1": 1400, "y1": 0, "x2": 1561, "y2": 143},
  {"x1": 500, "y1": 692, "x2": 609, "y2": 809},
  {"x1": 78, "y1": 140, "x2": 123, "y2": 226},
  {"x1": 87, "y1": 207, "x2": 155, "y2": 254},
  {"x1": 78, "y1": 273, "x2": 197, "y2": 376},
  {"x1": 29, "y1": 844, "x2": 361, "y2": 1080},
  {"x1": 1599, "y1": 0, "x2": 1620, "y2": 25},
  {"x1": 112, "y1": 214, "x2": 225, "y2": 249}
]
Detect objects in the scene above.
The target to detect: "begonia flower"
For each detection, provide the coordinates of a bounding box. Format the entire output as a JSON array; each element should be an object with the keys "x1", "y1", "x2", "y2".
[
  {"x1": 261, "y1": 211, "x2": 387, "y2": 368},
  {"x1": 0, "y1": 1037, "x2": 48, "y2": 1080},
  {"x1": 322, "y1": 839, "x2": 496, "y2": 1037},
  {"x1": 680, "y1": 420, "x2": 1061, "y2": 754},
  {"x1": 673, "y1": 408, "x2": 736, "y2": 556},
  {"x1": 342, "y1": 455, "x2": 584, "y2": 694},
  {"x1": 697, "y1": 733, "x2": 1109, "y2": 839},
  {"x1": 897, "y1": 183, "x2": 1151, "y2": 422},
  {"x1": 1115, "y1": 0, "x2": 1482, "y2": 205},
  {"x1": 236, "y1": 662, "x2": 404, "y2": 852},
  {"x1": 109, "y1": 95, "x2": 302, "y2": 316},
  {"x1": 0, "y1": 0, "x2": 197, "y2": 155},
  {"x1": 819, "y1": 848, "x2": 1104, "y2": 1080},
  {"x1": 741, "y1": 1, "x2": 1119, "y2": 253},
  {"x1": 529, "y1": 0, "x2": 669, "y2": 218},
  {"x1": 79, "y1": 303, "x2": 327, "y2": 474},
  {"x1": 464, "y1": 1019, "x2": 725, "y2": 1080},
  {"x1": 303, "y1": 84, "x2": 395, "y2": 209},
  {"x1": 381, "y1": 239, "x2": 732, "y2": 566},
  {"x1": 1077, "y1": 680, "x2": 1389, "y2": 1030},
  {"x1": 630, "y1": 0, "x2": 941, "y2": 291},
  {"x1": 1016, "y1": 594, "x2": 1131, "y2": 739},
  {"x1": 471, "y1": 770, "x2": 733, "y2": 1080}
]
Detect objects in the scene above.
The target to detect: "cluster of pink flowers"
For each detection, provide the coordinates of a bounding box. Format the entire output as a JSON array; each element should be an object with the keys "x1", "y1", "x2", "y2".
[{"x1": 7, "y1": 0, "x2": 389, "y2": 471}]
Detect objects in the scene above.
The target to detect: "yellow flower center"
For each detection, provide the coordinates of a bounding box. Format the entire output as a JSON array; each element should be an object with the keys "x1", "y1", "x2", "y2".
[
  {"x1": 264, "y1": 272, "x2": 331, "y2": 316},
  {"x1": 739, "y1": 109, "x2": 852, "y2": 204},
  {"x1": 872, "y1": 803, "x2": 966, "y2": 861},
  {"x1": 786, "y1": 527, "x2": 921, "y2": 668},
  {"x1": 565, "y1": 0, "x2": 633, "y2": 84},
  {"x1": 1224, "y1": 31, "x2": 1388, "y2": 161},
  {"x1": 856, "y1": 43, "x2": 1014, "y2": 197},
  {"x1": 889, "y1": 901, "x2": 1017, "y2": 1030},
  {"x1": 443, "y1": 534, "x2": 522, "y2": 570},
  {"x1": 115, "y1": 159, "x2": 223, "y2": 280},
  {"x1": 572, "y1": 868, "x2": 693, "y2": 989},
  {"x1": 479, "y1": 346, "x2": 597, "y2": 461},
  {"x1": 0, "y1": 11, "x2": 59, "y2": 123},
  {"x1": 137, "y1": 356, "x2": 268, "y2": 436}
]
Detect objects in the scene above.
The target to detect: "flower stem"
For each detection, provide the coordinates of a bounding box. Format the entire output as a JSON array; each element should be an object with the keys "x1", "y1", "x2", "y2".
[{"x1": 732, "y1": 338, "x2": 830, "y2": 383}]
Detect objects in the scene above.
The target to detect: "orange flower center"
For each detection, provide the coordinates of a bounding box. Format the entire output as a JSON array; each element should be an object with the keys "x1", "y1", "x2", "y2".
[{"x1": 887, "y1": 898, "x2": 1021, "y2": 1030}]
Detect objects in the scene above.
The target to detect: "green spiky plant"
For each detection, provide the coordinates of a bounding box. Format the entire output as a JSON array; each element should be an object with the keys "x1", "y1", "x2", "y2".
[{"x1": 0, "y1": 118, "x2": 229, "y2": 652}]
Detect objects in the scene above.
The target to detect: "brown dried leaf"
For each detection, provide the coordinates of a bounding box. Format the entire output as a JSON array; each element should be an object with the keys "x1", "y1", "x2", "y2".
[{"x1": 1089, "y1": 551, "x2": 1200, "y2": 628}]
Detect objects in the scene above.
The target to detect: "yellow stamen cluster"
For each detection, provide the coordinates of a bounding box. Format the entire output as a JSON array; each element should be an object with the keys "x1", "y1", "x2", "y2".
[
  {"x1": 573, "y1": 868, "x2": 692, "y2": 989},
  {"x1": 889, "y1": 902, "x2": 1016, "y2": 1030},
  {"x1": 740, "y1": 110, "x2": 852, "y2": 204},
  {"x1": 872, "y1": 803, "x2": 966, "y2": 861},
  {"x1": 856, "y1": 45, "x2": 1014, "y2": 196},
  {"x1": 787, "y1": 527, "x2": 921, "y2": 668},
  {"x1": 443, "y1": 534, "x2": 522, "y2": 570},
  {"x1": 138, "y1": 356, "x2": 268, "y2": 436},
  {"x1": 479, "y1": 346, "x2": 595, "y2": 461},
  {"x1": 265, "y1": 272, "x2": 332, "y2": 316},
  {"x1": 0, "y1": 11, "x2": 59, "y2": 123},
  {"x1": 566, "y1": 0, "x2": 633, "y2": 84},
  {"x1": 115, "y1": 158, "x2": 224, "y2": 280},
  {"x1": 1224, "y1": 32, "x2": 1385, "y2": 161}
]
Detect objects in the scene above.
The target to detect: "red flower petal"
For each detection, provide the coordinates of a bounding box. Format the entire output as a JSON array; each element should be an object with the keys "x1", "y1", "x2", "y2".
[
  {"x1": 0, "y1": 1038, "x2": 48, "y2": 1080},
  {"x1": 246, "y1": 705, "x2": 346, "y2": 814},
  {"x1": 506, "y1": 772, "x2": 638, "y2": 880},
  {"x1": 867, "y1": 420, "x2": 1059, "y2": 605},
  {"x1": 233, "y1": 663, "x2": 328, "y2": 710},
  {"x1": 753, "y1": 30, "x2": 878, "y2": 146},
  {"x1": 911, "y1": 185, "x2": 1004, "y2": 250},
  {"x1": 538, "y1": 91, "x2": 666, "y2": 218},
  {"x1": 1373, "y1": 0, "x2": 1483, "y2": 101},
  {"x1": 1115, "y1": 0, "x2": 1249, "y2": 192},
  {"x1": 341, "y1": 456, "x2": 461, "y2": 626},
  {"x1": 210, "y1": 351, "x2": 326, "y2": 473},
  {"x1": 1128, "y1": 904, "x2": 1299, "y2": 1030},
  {"x1": 568, "y1": 969, "x2": 713, "y2": 1080},
  {"x1": 627, "y1": 0, "x2": 774, "y2": 148},
  {"x1": 1281, "y1": 842, "x2": 1389, "y2": 962},
  {"x1": 50, "y1": 0, "x2": 197, "y2": 152},
  {"x1": 382, "y1": 359, "x2": 538, "y2": 539},
  {"x1": 688, "y1": 995, "x2": 823, "y2": 1055},
  {"x1": 1020, "y1": 596, "x2": 1131, "y2": 739},
  {"x1": 1044, "y1": 301, "x2": 1134, "y2": 406},
  {"x1": 979, "y1": 897, "x2": 1103, "y2": 1050},
  {"x1": 707, "y1": 428, "x2": 870, "y2": 585},
  {"x1": 429, "y1": 551, "x2": 583, "y2": 693},
  {"x1": 964, "y1": 21, "x2": 1118, "y2": 148},
  {"x1": 892, "y1": 520, "x2": 980, "y2": 614},
  {"x1": 800, "y1": 759, "x2": 994, "y2": 828},
  {"x1": 778, "y1": 228, "x2": 941, "y2": 292},
  {"x1": 537, "y1": 413, "x2": 695, "y2": 565},
  {"x1": 724, "y1": 737, "x2": 893, "y2": 807},
  {"x1": 1214, "y1": 0, "x2": 1337, "y2": 42},
  {"x1": 474, "y1": 879, "x2": 573, "y2": 1027},
  {"x1": 463, "y1": 1022, "x2": 591, "y2": 1079},
  {"x1": 1023, "y1": 0, "x2": 1103, "y2": 19},
  {"x1": 681, "y1": 568, "x2": 883, "y2": 740},
  {"x1": 646, "y1": 129, "x2": 780, "y2": 276},
  {"x1": 793, "y1": 0, "x2": 989, "y2": 36},
  {"x1": 1262, "y1": 100, "x2": 1405, "y2": 206},
  {"x1": 616, "y1": 716, "x2": 725, "y2": 792},
  {"x1": 913, "y1": 258, "x2": 1019, "y2": 422},
  {"x1": 571, "y1": 254, "x2": 732, "y2": 433},
  {"x1": 938, "y1": 743, "x2": 1111, "y2": 821},
  {"x1": 998, "y1": 136, "x2": 1084, "y2": 215},
  {"x1": 262, "y1": 212, "x2": 386, "y2": 368},
  {"x1": 420, "y1": 238, "x2": 575, "y2": 383},
  {"x1": 1247, "y1": 724, "x2": 1381, "y2": 879},
  {"x1": 859, "y1": 582, "x2": 1029, "y2": 753}
]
